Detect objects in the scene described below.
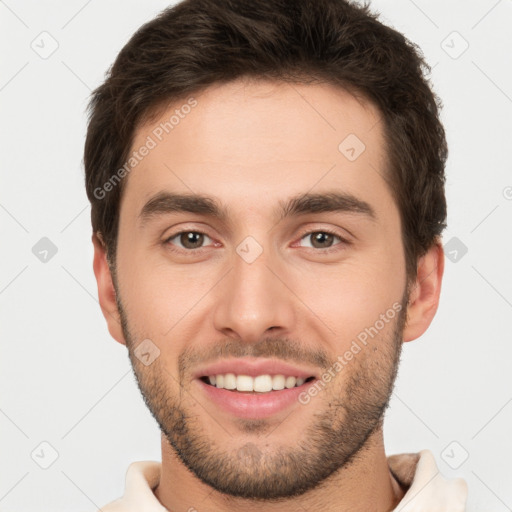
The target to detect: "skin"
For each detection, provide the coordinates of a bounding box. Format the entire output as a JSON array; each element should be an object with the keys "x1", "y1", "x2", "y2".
[{"x1": 93, "y1": 78, "x2": 444, "y2": 512}]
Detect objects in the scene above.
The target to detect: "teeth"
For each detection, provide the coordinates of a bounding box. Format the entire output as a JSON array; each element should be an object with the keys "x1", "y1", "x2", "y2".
[
  {"x1": 224, "y1": 373, "x2": 236, "y2": 390},
  {"x1": 272, "y1": 374, "x2": 285, "y2": 390},
  {"x1": 254, "y1": 375, "x2": 272, "y2": 392},
  {"x1": 207, "y1": 374, "x2": 310, "y2": 392},
  {"x1": 285, "y1": 376, "x2": 296, "y2": 389},
  {"x1": 237, "y1": 375, "x2": 254, "y2": 391}
]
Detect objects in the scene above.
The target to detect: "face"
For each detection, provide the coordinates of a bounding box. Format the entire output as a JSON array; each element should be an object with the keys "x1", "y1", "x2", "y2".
[{"x1": 111, "y1": 79, "x2": 410, "y2": 499}]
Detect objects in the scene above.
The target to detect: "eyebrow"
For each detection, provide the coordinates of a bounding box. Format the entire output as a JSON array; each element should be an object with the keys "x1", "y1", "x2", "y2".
[{"x1": 138, "y1": 191, "x2": 376, "y2": 227}]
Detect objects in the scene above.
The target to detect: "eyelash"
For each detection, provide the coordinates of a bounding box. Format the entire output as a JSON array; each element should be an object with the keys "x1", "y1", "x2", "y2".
[
  {"x1": 163, "y1": 228, "x2": 350, "y2": 254},
  {"x1": 295, "y1": 227, "x2": 350, "y2": 253}
]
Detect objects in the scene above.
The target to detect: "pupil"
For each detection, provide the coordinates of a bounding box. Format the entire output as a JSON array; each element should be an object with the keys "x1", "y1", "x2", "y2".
[
  {"x1": 182, "y1": 232, "x2": 203, "y2": 248},
  {"x1": 312, "y1": 232, "x2": 332, "y2": 248}
]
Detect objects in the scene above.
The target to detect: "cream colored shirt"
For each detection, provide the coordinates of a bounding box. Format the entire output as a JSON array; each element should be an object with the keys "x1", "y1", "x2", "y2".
[{"x1": 96, "y1": 449, "x2": 467, "y2": 511}]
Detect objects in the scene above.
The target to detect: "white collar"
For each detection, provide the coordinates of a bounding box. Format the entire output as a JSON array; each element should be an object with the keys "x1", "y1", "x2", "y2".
[{"x1": 99, "y1": 449, "x2": 467, "y2": 511}]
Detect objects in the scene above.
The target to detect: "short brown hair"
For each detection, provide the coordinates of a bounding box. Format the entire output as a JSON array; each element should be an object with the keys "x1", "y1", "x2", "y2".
[{"x1": 84, "y1": 0, "x2": 448, "y2": 283}]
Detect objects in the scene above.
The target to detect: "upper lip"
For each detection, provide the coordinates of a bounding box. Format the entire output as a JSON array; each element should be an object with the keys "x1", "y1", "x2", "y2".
[{"x1": 193, "y1": 358, "x2": 320, "y2": 380}]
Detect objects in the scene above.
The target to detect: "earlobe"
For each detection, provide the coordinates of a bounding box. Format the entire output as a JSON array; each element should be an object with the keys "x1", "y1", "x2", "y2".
[
  {"x1": 92, "y1": 234, "x2": 126, "y2": 345},
  {"x1": 402, "y1": 241, "x2": 444, "y2": 343}
]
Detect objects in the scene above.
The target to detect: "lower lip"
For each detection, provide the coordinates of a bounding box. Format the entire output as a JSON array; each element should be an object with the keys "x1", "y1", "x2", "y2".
[{"x1": 196, "y1": 379, "x2": 316, "y2": 419}]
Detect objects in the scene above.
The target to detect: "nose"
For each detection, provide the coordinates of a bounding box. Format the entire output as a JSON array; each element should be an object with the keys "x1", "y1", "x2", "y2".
[{"x1": 213, "y1": 244, "x2": 296, "y2": 344}]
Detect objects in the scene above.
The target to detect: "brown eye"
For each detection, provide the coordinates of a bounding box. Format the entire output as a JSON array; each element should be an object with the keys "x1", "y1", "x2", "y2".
[
  {"x1": 180, "y1": 232, "x2": 204, "y2": 249},
  {"x1": 299, "y1": 231, "x2": 341, "y2": 249},
  {"x1": 166, "y1": 231, "x2": 212, "y2": 250}
]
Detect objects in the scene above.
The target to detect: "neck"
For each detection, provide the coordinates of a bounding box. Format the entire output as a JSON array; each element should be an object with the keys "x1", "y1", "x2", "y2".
[{"x1": 154, "y1": 427, "x2": 405, "y2": 512}]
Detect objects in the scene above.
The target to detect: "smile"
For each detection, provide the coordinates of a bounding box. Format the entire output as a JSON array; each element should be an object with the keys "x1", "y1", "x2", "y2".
[{"x1": 200, "y1": 373, "x2": 316, "y2": 393}]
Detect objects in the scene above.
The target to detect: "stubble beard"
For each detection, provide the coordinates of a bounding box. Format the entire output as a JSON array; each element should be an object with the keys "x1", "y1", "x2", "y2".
[{"x1": 117, "y1": 292, "x2": 407, "y2": 500}]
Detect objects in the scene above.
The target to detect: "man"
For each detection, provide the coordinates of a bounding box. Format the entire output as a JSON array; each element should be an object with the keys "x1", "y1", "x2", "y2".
[{"x1": 84, "y1": 0, "x2": 468, "y2": 509}]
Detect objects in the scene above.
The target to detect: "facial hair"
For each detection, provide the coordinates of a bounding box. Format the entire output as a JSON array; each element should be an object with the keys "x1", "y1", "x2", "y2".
[{"x1": 117, "y1": 290, "x2": 407, "y2": 500}]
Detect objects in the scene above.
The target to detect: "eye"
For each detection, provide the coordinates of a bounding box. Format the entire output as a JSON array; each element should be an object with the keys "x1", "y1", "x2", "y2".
[
  {"x1": 296, "y1": 230, "x2": 347, "y2": 251},
  {"x1": 165, "y1": 231, "x2": 214, "y2": 251}
]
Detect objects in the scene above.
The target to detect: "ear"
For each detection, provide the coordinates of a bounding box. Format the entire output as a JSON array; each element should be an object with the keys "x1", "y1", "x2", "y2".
[
  {"x1": 92, "y1": 233, "x2": 126, "y2": 346},
  {"x1": 403, "y1": 240, "x2": 444, "y2": 343}
]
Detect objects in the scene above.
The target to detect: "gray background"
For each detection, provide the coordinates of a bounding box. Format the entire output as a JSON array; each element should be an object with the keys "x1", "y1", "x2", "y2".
[{"x1": 1, "y1": 0, "x2": 511, "y2": 510}]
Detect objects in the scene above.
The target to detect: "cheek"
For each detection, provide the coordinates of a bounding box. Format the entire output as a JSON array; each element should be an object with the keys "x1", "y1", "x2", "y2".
[
  {"x1": 117, "y1": 242, "x2": 203, "y2": 329},
  {"x1": 287, "y1": 254, "x2": 404, "y2": 344},
  {"x1": 116, "y1": 258, "x2": 226, "y2": 377}
]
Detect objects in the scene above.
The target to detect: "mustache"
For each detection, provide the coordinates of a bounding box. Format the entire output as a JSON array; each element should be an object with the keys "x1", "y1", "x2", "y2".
[{"x1": 178, "y1": 336, "x2": 331, "y2": 378}]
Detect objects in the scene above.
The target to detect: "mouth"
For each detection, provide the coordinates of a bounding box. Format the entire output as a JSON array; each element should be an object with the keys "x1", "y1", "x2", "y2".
[
  {"x1": 199, "y1": 374, "x2": 316, "y2": 393},
  {"x1": 193, "y1": 358, "x2": 321, "y2": 418}
]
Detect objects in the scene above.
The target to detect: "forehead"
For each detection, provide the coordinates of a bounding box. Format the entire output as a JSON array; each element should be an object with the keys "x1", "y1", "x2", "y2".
[{"x1": 122, "y1": 78, "x2": 394, "y2": 223}]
